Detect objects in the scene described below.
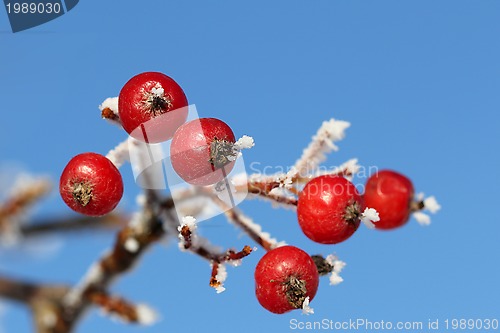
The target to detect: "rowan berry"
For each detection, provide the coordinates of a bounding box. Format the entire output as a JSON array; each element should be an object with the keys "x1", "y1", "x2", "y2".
[
  {"x1": 59, "y1": 152, "x2": 123, "y2": 216},
  {"x1": 170, "y1": 118, "x2": 236, "y2": 186},
  {"x1": 118, "y1": 72, "x2": 188, "y2": 143},
  {"x1": 297, "y1": 175, "x2": 363, "y2": 244},
  {"x1": 255, "y1": 246, "x2": 319, "y2": 314},
  {"x1": 363, "y1": 170, "x2": 414, "y2": 230}
]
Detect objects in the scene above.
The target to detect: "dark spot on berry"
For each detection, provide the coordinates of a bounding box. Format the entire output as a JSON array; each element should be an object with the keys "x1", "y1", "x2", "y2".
[
  {"x1": 143, "y1": 92, "x2": 172, "y2": 116},
  {"x1": 283, "y1": 275, "x2": 308, "y2": 309},
  {"x1": 72, "y1": 181, "x2": 93, "y2": 207},
  {"x1": 151, "y1": 95, "x2": 168, "y2": 112},
  {"x1": 209, "y1": 138, "x2": 236, "y2": 170},
  {"x1": 344, "y1": 201, "x2": 361, "y2": 224}
]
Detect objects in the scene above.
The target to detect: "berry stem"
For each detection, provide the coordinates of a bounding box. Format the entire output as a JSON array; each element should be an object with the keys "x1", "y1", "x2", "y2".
[{"x1": 410, "y1": 200, "x2": 425, "y2": 212}]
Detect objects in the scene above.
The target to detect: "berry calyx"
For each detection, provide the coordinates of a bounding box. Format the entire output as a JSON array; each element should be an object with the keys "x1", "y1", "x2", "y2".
[
  {"x1": 363, "y1": 170, "x2": 414, "y2": 230},
  {"x1": 297, "y1": 175, "x2": 363, "y2": 244},
  {"x1": 170, "y1": 118, "x2": 236, "y2": 186},
  {"x1": 59, "y1": 152, "x2": 123, "y2": 216},
  {"x1": 118, "y1": 72, "x2": 188, "y2": 143},
  {"x1": 255, "y1": 246, "x2": 319, "y2": 314}
]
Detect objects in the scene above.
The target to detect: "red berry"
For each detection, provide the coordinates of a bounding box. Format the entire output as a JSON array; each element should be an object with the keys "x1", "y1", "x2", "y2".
[
  {"x1": 59, "y1": 153, "x2": 123, "y2": 217},
  {"x1": 364, "y1": 170, "x2": 414, "y2": 230},
  {"x1": 255, "y1": 246, "x2": 319, "y2": 314},
  {"x1": 170, "y1": 118, "x2": 236, "y2": 186},
  {"x1": 297, "y1": 175, "x2": 363, "y2": 244},
  {"x1": 118, "y1": 72, "x2": 188, "y2": 143}
]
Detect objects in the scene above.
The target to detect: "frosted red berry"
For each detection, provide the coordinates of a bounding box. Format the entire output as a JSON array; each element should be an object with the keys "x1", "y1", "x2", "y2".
[
  {"x1": 297, "y1": 175, "x2": 363, "y2": 244},
  {"x1": 59, "y1": 152, "x2": 123, "y2": 217},
  {"x1": 118, "y1": 72, "x2": 188, "y2": 143},
  {"x1": 170, "y1": 118, "x2": 236, "y2": 186},
  {"x1": 255, "y1": 246, "x2": 319, "y2": 314},
  {"x1": 364, "y1": 170, "x2": 414, "y2": 230}
]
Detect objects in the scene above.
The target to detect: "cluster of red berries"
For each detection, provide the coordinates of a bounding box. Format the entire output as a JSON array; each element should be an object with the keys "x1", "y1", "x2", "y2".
[
  {"x1": 297, "y1": 170, "x2": 416, "y2": 245},
  {"x1": 59, "y1": 71, "x2": 422, "y2": 315},
  {"x1": 60, "y1": 72, "x2": 238, "y2": 216},
  {"x1": 255, "y1": 170, "x2": 417, "y2": 313}
]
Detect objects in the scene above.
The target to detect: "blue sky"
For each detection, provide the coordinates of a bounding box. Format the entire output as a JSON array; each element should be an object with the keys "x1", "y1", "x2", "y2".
[{"x1": 1, "y1": 1, "x2": 499, "y2": 332}]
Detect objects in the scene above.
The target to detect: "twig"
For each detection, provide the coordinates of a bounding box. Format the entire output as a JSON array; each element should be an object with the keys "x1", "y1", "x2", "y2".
[{"x1": 19, "y1": 214, "x2": 128, "y2": 237}]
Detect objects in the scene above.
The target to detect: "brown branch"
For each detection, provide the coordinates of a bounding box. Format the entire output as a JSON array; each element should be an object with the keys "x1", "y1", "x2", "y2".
[
  {"x1": 0, "y1": 178, "x2": 51, "y2": 231},
  {"x1": 20, "y1": 213, "x2": 128, "y2": 237},
  {"x1": 86, "y1": 289, "x2": 153, "y2": 324},
  {"x1": 0, "y1": 274, "x2": 39, "y2": 303},
  {"x1": 203, "y1": 189, "x2": 281, "y2": 251}
]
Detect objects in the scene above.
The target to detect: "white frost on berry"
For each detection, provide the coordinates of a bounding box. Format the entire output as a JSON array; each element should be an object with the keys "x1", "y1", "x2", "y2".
[
  {"x1": 151, "y1": 86, "x2": 164, "y2": 97},
  {"x1": 124, "y1": 238, "x2": 140, "y2": 253},
  {"x1": 105, "y1": 138, "x2": 131, "y2": 169},
  {"x1": 360, "y1": 207, "x2": 380, "y2": 229},
  {"x1": 301, "y1": 297, "x2": 314, "y2": 315},
  {"x1": 294, "y1": 118, "x2": 351, "y2": 176},
  {"x1": 99, "y1": 97, "x2": 119, "y2": 116},
  {"x1": 233, "y1": 135, "x2": 255, "y2": 150},
  {"x1": 325, "y1": 254, "x2": 346, "y2": 285},
  {"x1": 135, "y1": 304, "x2": 159, "y2": 325},
  {"x1": 413, "y1": 211, "x2": 431, "y2": 226},
  {"x1": 423, "y1": 196, "x2": 441, "y2": 214}
]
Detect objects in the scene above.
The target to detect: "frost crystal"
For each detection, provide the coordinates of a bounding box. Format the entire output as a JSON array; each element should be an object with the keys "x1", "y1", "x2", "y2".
[
  {"x1": 360, "y1": 207, "x2": 380, "y2": 229},
  {"x1": 413, "y1": 194, "x2": 440, "y2": 225},
  {"x1": 135, "y1": 304, "x2": 159, "y2": 325},
  {"x1": 106, "y1": 138, "x2": 131, "y2": 169},
  {"x1": 234, "y1": 135, "x2": 255, "y2": 150},
  {"x1": 214, "y1": 264, "x2": 228, "y2": 293},
  {"x1": 99, "y1": 97, "x2": 119, "y2": 115},
  {"x1": 325, "y1": 254, "x2": 346, "y2": 285},
  {"x1": 329, "y1": 272, "x2": 344, "y2": 285},
  {"x1": 423, "y1": 196, "x2": 441, "y2": 214},
  {"x1": 124, "y1": 238, "x2": 140, "y2": 253},
  {"x1": 181, "y1": 216, "x2": 197, "y2": 230},
  {"x1": 413, "y1": 211, "x2": 431, "y2": 226},
  {"x1": 294, "y1": 118, "x2": 351, "y2": 175},
  {"x1": 302, "y1": 297, "x2": 314, "y2": 315},
  {"x1": 178, "y1": 216, "x2": 198, "y2": 250},
  {"x1": 151, "y1": 86, "x2": 164, "y2": 97}
]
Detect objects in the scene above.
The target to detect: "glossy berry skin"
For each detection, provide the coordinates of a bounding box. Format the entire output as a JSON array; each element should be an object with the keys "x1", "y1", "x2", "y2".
[
  {"x1": 59, "y1": 153, "x2": 123, "y2": 217},
  {"x1": 118, "y1": 72, "x2": 188, "y2": 143},
  {"x1": 297, "y1": 175, "x2": 363, "y2": 244},
  {"x1": 364, "y1": 170, "x2": 414, "y2": 230},
  {"x1": 170, "y1": 118, "x2": 236, "y2": 186},
  {"x1": 255, "y1": 246, "x2": 319, "y2": 314}
]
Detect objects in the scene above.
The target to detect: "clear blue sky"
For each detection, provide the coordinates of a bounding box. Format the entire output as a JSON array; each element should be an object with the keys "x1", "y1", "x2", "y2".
[{"x1": 1, "y1": 1, "x2": 499, "y2": 332}]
